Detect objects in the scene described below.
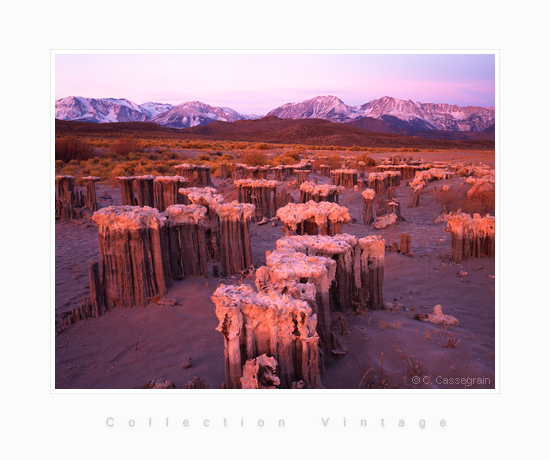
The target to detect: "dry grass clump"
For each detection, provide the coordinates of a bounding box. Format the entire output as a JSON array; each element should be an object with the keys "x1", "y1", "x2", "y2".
[
  {"x1": 55, "y1": 136, "x2": 95, "y2": 162},
  {"x1": 358, "y1": 352, "x2": 399, "y2": 389}
]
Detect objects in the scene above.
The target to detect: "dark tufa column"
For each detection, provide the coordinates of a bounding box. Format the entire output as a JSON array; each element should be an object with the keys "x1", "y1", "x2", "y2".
[
  {"x1": 164, "y1": 204, "x2": 209, "y2": 279},
  {"x1": 232, "y1": 163, "x2": 247, "y2": 180},
  {"x1": 358, "y1": 235, "x2": 385, "y2": 310},
  {"x1": 273, "y1": 166, "x2": 283, "y2": 182},
  {"x1": 134, "y1": 175, "x2": 155, "y2": 207},
  {"x1": 320, "y1": 165, "x2": 331, "y2": 177},
  {"x1": 361, "y1": 188, "x2": 375, "y2": 225},
  {"x1": 82, "y1": 176, "x2": 101, "y2": 212},
  {"x1": 295, "y1": 169, "x2": 310, "y2": 187},
  {"x1": 367, "y1": 172, "x2": 388, "y2": 195},
  {"x1": 195, "y1": 165, "x2": 212, "y2": 186},
  {"x1": 331, "y1": 169, "x2": 358, "y2": 187},
  {"x1": 92, "y1": 206, "x2": 172, "y2": 308},
  {"x1": 219, "y1": 162, "x2": 229, "y2": 180},
  {"x1": 153, "y1": 176, "x2": 189, "y2": 211},
  {"x1": 117, "y1": 176, "x2": 137, "y2": 206},
  {"x1": 235, "y1": 179, "x2": 281, "y2": 220},
  {"x1": 358, "y1": 161, "x2": 366, "y2": 177},
  {"x1": 174, "y1": 164, "x2": 197, "y2": 185},
  {"x1": 55, "y1": 175, "x2": 78, "y2": 219},
  {"x1": 88, "y1": 261, "x2": 106, "y2": 317},
  {"x1": 400, "y1": 233, "x2": 411, "y2": 256},
  {"x1": 215, "y1": 202, "x2": 255, "y2": 276}
]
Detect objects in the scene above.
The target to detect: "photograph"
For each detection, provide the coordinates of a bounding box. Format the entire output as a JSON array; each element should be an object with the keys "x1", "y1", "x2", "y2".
[{"x1": 53, "y1": 52, "x2": 496, "y2": 391}]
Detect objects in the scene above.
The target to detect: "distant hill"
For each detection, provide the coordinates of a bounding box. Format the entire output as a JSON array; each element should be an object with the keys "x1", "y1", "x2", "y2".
[{"x1": 178, "y1": 116, "x2": 494, "y2": 149}]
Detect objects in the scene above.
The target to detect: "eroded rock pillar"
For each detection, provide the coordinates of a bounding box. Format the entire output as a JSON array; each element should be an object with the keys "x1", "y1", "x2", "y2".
[
  {"x1": 358, "y1": 235, "x2": 385, "y2": 309},
  {"x1": 82, "y1": 176, "x2": 101, "y2": 211},
  {"x1": 213, "y1": 284, "x2": 322, "y2": 389},
  {"x1": 92, "y1": 206, "x2": 172, "y2": 308}
]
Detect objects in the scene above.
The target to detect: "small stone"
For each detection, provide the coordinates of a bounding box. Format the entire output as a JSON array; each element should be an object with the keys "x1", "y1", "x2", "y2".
[
  {"x1": 473, "y1": 265, "x2": 483, "y2": 271},
  {"x1": 458, "y1": 271, "x2": 468, "y2": 277},
  {"x1": 183, "y1": 357, "x2": 193, "y2": 369}
]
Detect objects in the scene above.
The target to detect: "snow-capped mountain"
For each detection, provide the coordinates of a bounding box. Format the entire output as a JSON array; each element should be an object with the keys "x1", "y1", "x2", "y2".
[
  {"x1": 138, "y1": 101, "x2": 175, "y2": 119},
  {"x1": 151, "y1": 101, "x2": 246, "y2": 128},
  {"x1": 55, "y1": 95, "x2": 495, "y2": 133},
  {"x1": 358, "y1": 96, "x2": 495, "y2": 132},
  {"x1": 267, "y1": 95, "x2": 354, "y2": 122},
  {"x1": 268, "y1": 95, "x2": 495, "y2": 132},
  {"x1": 55, "y1": 96, "x2": 174, "y2": 123}
]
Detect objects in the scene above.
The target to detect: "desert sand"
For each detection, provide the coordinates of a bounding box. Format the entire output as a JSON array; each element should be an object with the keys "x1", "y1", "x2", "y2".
[{"x1": 55, "y1": 150, "x2": 495, "y2": 390}]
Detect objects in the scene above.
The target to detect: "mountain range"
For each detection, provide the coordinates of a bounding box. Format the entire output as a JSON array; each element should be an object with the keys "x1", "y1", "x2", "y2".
[{"x1": 55, "y1": 95, "x2": 495, "y2": 135}]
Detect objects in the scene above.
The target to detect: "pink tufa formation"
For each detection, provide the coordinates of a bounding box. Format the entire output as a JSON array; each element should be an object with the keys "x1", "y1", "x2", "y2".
[
  {"x1": 368, "y1": 171, "x2": 402, "y2": 196},
  {"x1": 276, "y1": 201, "x2": 351, "y2": 237},
  {"x1": 214, "y1": 201, "x2": 255, "y2": 276},
  {"x1": 92, "y1": 206, "x2": 172, "y2": 308},
  {"x1": 276, "y1": 234, "x2": 359, "y2": 313},
  {"x1": 179, "y1": 187, "x2": 224, "y2": 214},
  {"x1": 152, "y1": 176, "x2": 189, "y2": 211},
  {"x1": 299, "y1": 181, "x2": 343, "y2": 204},
  {"x1": 234, "y1": 179, "x2": 281, "y2": 220},
  {"x1": 445, "y1": 212, "x2": 495, "y2": 262},
  {"x1": 212, "y1": 284, "x2": 322, "y2": 389},
  {"x1": 240, "y1": 354, "x2": 281, "y2": 389},
  {"x1": 371, "y1": 212, "x2": 398, "y2": 229},
  {"x1": 174, "y1": 163, "x2": 212, "y2": 187},
  {"x1": 414, "y1": 305, "x2": 459, "y2": 327},
  {"x1": 330, "y1": 168, "x2": 358, "y2": 187},
  {"x1": 256, "y1": 248, "x2": 342, "y2": 365}
]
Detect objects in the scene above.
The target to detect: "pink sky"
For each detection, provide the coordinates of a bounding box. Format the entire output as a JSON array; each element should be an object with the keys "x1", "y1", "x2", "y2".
[{"x1": 55, "y1": 53, "x2": 495, "y2": 115}]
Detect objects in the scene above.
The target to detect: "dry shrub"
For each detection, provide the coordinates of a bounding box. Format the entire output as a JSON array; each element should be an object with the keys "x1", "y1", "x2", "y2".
[
  {"x1": 242, "y1": 150, "x2": 268, "y2": 166},
  {"x1": 355, "y1": 152, "x2": 376, "y2": 167},
  {"x1": 272, "y1": 150, "x2": 301, "y2": 166},
  {"x1": 55, "y1": 136, "x2": 95, "y2": 162},
  {"x1": 110, "y1": 136, "x2": 142, "y2": 156},
  {"x1": 325, "y1": 154, "x2": 342, "y2": 169}
]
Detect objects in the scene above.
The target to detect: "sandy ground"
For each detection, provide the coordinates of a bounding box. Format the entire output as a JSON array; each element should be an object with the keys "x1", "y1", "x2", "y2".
[{"x1": 55, "y1": 151, "x2": 495, "y2": 390}]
